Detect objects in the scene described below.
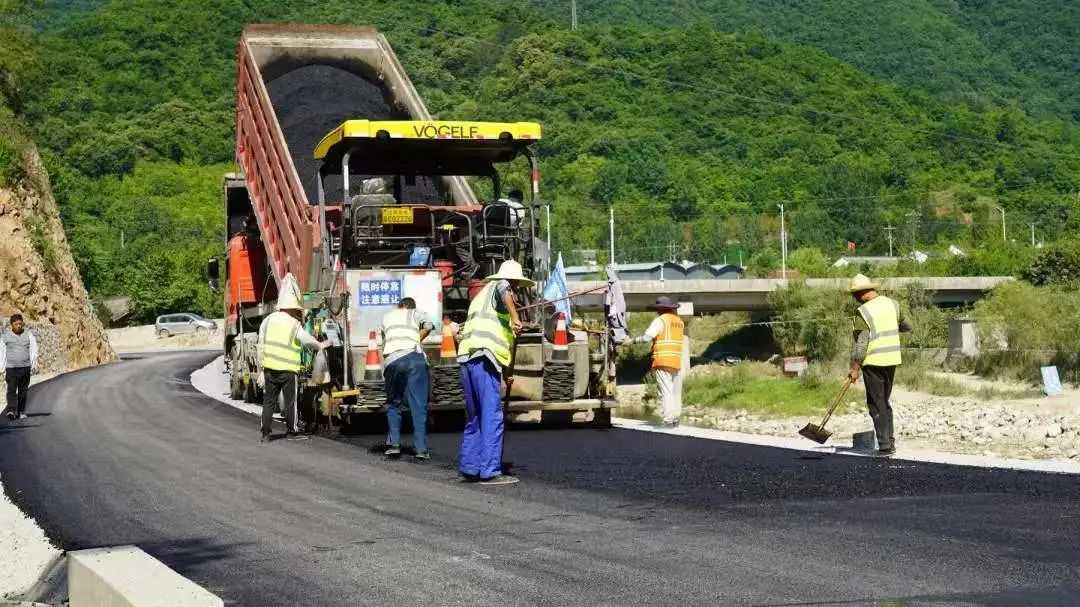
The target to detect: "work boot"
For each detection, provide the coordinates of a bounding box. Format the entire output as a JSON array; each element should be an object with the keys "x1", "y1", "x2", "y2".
[
  {"x1": 414, "y1": 450, "x2": 431, "y2": 461},
  {"x1": 875, "y1": 447, "x2": 896, "y2": 457},
  {"x1": 384, "y1": 445, "x2": 402, "y2": 457},
  {"x1": 5, "y1": 410, "x2": 14, "y2": 421},
  {"x1": 260, "y1": 433, "x2": 271, "y2": 444},
  {"x1": 286, "y1": 433, "x2": 310, "y2": 441},
  {"x1": 18, "y1": 413, "x2": 28, "y2": 420}
]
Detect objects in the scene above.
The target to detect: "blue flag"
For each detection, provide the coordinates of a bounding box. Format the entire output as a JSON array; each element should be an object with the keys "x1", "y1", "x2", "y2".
[{"x1": 543, "y1": 253, "x2": 572, "y2": 322}]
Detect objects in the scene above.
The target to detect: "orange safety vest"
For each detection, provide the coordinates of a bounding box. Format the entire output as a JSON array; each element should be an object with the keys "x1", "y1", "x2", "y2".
[{"x1": 651, "y1": 313, "x2": 684, "y2": 370}]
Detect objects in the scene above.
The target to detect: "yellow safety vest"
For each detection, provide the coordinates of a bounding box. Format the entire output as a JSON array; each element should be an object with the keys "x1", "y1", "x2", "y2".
[
  {"x1": 262, "y1": 311, "x2": 304, "y2": 372},
  {"x1": 382, "y1": 308, "x2": 421, "y2": 356},
  {"x1": 459, "y1": 282, "x2": 514, "y2": 367},
  {"x1": 652, "y1": 313, "x2": 684, "y2": 370},
  {"x1": 857, "y1": 296, "x2": 902, "y2": 367}
]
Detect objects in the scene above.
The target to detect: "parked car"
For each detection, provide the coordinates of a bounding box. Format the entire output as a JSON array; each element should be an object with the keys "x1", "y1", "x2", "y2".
[{"x1": 155, "y1": 313, "x2": 217, "y2": 338}]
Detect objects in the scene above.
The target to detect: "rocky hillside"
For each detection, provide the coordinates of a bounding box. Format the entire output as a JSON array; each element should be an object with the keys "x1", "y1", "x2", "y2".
[{"x1": 0, "y1": 145, "x2": 114, "y2": 372}]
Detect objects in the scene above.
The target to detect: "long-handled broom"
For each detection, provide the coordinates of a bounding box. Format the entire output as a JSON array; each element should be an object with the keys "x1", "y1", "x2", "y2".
[{"x1": 798, "y1": 377, "x2": 853, "y2": 444}]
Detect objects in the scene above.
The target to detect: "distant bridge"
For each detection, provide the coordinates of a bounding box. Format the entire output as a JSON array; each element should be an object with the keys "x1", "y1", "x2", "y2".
[{"x1": 569, "y1": 277, "x2": 1013, "y2": 312}]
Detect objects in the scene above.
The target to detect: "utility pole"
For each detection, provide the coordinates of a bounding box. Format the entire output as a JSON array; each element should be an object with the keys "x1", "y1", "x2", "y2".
[
  {"x1": 997, "y1": 206, "x2": 1006, "y2": 241},
  {"x1": 1030, "y1": 223, "x2": 1036, "y2": 247},
  {"x1": 781, "y1": 204, "x2": 789, "y2": 278},
  {"x1": 884, "y1": 224, "x2": 895, "y2": 258},
  {"x1": 546, "y1": 204, "x2": 551, "y2": 250},
  {"x1": 905, "y1": 211, "x2": 919, "y2": 257},
  {"x1": 571, "y1": 0, "x2": 578, "y2": 30},
  {"x1": 608, "y1": 205, "x2": 615, "y2": 266}
]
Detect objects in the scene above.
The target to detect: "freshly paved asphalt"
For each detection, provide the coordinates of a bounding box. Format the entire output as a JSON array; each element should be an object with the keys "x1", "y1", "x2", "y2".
[{"x1": 1, "y1": 351, "x2": 1078, "y2": 606}]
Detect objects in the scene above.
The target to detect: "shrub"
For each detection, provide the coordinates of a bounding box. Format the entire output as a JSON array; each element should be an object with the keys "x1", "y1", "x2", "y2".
[
  {"x1": 1021, "y1": 240, "x2": 1080, "y2": 287},
  {"x1": 971, "y1": 282, "x2": 1080, "y2": 382},
  {"x1": 768, "y1": 280, "x2": 852, "y2": 361}
]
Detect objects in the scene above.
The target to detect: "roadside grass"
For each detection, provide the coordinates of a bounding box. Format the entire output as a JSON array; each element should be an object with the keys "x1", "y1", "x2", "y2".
[{"x1": 683, "y1": 363, "x2": 864, "y2": 418}]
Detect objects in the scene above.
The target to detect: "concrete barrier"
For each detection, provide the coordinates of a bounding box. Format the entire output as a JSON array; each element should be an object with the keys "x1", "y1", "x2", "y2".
[{"x1": 68, "y1": 546, "x2": 222, "y2": 607}]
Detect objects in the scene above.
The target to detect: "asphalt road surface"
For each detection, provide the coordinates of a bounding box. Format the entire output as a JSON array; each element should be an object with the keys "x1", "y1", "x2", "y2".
[{"x1": 2, "y1": 352, "x2": 1078, "y2": 606}]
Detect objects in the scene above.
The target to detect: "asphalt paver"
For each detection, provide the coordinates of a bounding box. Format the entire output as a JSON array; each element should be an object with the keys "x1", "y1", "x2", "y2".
[{"x1": 1, "y1": 351, "x2": 1078, "y2": 606}]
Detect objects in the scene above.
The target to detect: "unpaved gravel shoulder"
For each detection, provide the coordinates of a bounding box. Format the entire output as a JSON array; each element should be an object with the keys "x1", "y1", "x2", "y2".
[{"x1": 0, "y1": 376, "x2": 62, "y2": 601}]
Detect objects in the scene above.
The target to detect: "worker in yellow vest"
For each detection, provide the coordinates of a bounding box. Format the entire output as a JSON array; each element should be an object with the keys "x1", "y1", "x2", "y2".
[
  {"x1": 632, "y1": 296, "x2": 684, "y2": 427},
  {"x1": 847, "y1": 274, "x2": 912, "y2": 457},
  {"x1": 380, "y1": 297, "x2": 434, "y2": 460},
  {"x1": 456, "y1": 260, "x2": 532, "y2": 485},
  {"x1": 258, "y1": 275, "x2": 328, "y2": 443}
]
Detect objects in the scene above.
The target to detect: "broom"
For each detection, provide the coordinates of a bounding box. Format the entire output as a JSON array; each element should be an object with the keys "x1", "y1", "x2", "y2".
[{"x1": 798, "y1": 377, "x2": 853, "y2": 444}]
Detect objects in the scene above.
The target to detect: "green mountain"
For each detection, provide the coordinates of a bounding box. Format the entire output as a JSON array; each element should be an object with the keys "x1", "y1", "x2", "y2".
[
  {"x1": 550, "y1": 0, "x2": 1079, "y2": 120},
  {"x1": 10, "y1": 0, "x2": 1080, "y2": 320}
]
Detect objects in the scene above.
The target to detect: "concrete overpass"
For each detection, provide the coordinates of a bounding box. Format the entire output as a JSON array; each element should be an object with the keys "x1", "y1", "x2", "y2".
[{"x1": 569, "y1": 277, "x2": 1013, "y2": 312}]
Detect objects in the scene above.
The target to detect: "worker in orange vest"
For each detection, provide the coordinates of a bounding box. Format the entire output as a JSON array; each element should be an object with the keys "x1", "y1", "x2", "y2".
[{"x1": 631, "y1": 296, "x2": 684, "y2": 427}]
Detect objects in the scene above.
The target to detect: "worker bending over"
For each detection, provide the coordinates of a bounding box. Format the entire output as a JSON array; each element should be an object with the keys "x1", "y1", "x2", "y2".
[
  {"x1": 380, "y1": 297, "x2": 434, "y2": 460},
  {"x1": 847, "y1": 274, "x2": 912, "y2": 457},
  {"x1": 456, "y1": 260, "x2": 531, "y2": 485},
  {"x1": 258, "y1": 281, "x2": 327, "y2": 443},
  {"x1": 631, "y1": 297, "x2": 684, "y2": 427}
]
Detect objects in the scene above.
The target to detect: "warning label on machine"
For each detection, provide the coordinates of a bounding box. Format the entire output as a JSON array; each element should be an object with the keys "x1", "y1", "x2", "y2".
[{"x1": 358, "y1": 279, "x2": 402, "y2": 306}]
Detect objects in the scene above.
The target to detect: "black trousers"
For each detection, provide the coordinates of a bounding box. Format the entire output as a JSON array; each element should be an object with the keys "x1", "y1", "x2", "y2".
[
  {"x1": 262, "y1": 369, "x2": 297, "y2": 435},
  {"x1": 862, "y1": 365, "x2": 896, "y2": 450},
  {"x1": 5, "y1": 366, "x2": 31, "y2": 416}
]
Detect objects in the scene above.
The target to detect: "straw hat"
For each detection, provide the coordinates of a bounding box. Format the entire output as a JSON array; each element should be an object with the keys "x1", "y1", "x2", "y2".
[
  {"x1": 486, "y1": 260, "x2": 535, "y2": 287},
  {"x1": 653, "y1": 296, "x2": 679, "y2": 310},
  {"x1": 276, "y1": 273, "x2": 304, "y2": 311},
  {"x1": 847, "y1": 273, "x2": 880, "y2": 293}
]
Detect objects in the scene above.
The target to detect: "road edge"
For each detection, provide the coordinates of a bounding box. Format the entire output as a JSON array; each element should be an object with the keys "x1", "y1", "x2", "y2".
[
  {"x1": 188, "y1": 356, "x2": 1080, "y2": 476},
  {"x1": 614, "y1": 417, "x2": 1080, "y2": 474}
]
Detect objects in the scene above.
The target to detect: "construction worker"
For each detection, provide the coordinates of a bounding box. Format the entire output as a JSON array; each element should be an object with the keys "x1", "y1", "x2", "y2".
[
  {"x1": 456, "y1": 259, "x2": 532, "y2": 485},
  {"x1": 258, "y1": 276, "x2": 328, "y2": 443},
  {"x1": 2, "y1": 314, "x2": 38, "y2": 421},
  {"x1": 847, "y1": 274, "x2": 912, "y2": 457},
  {"x1": 631, "y1": 297, "x2": 684, "y2": 427},
  {"x1": 380, "y1": 297, "x2": 434, "y2": 460}
]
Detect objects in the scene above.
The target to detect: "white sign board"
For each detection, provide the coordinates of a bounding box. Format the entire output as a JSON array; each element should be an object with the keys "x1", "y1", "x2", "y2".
[
  {"x1": 1041, "y1": 365, "x2": 1063, "y2": 397},
  {"x1": 347, "y1": 270, "x2": 443, "y2": 346},
  {"x1": 676, "y1": 301, "x2": 694, "y2": 316}
]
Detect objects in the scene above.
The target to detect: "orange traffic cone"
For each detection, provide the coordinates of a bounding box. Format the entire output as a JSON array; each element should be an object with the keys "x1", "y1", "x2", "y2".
[
  {"x1": 363, "y1": 330, "x2": 382, "y2": 381},
  {"x1": 551, "y1": 312, "x2": 569, "y2": 361},
  {"x1": 440, "y1": 320, "x2": 457, "y2": 362}
]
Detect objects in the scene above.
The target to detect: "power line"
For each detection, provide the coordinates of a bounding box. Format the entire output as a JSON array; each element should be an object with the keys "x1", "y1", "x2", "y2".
[{"x1": 416, "y1": 26, "x2": 1080, "y2": 162}]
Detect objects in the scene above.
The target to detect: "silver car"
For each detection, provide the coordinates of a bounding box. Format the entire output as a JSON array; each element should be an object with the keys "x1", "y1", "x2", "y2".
[{"x1": 155, "y1": 313, "x2": 217, "y2": 338}]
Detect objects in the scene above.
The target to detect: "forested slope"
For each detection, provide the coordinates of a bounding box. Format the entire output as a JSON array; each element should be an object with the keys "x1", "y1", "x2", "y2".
[
  {"x1": 13, "y1": 0, "x2": 1080, "y2": 321},
  {"x1": 555, "y1": 0, "x2": 1079, "y2": 119}
]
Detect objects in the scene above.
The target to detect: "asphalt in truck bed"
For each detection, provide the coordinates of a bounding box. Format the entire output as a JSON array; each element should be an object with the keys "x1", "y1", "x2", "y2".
[{"x1": 1, "y1": 351, "x2": 1078, "y2": 606}]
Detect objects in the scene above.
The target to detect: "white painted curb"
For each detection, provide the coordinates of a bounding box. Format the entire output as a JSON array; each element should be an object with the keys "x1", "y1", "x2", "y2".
[{"x1": 69, "y1": 546, "x2": 222, "y2": 607}]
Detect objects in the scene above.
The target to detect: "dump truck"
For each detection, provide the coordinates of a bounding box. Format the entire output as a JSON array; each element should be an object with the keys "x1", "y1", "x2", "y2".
[{"x1": 210, "y1": 24, "x2": 617, "y2": 429}]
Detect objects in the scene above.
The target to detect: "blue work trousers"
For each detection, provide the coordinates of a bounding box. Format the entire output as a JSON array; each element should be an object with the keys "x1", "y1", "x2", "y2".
[
  {"x1": 459, "y1": 357, "x2": 505, "y2": 479},
  {"x1": 384, "y1": 352, "x2": 429, "y2": 452}
]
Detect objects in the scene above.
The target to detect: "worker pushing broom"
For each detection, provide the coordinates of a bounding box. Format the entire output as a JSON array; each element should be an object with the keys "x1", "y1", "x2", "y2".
[{"x1": 799, "y1": 274, "x2": 912, "y2": 457}]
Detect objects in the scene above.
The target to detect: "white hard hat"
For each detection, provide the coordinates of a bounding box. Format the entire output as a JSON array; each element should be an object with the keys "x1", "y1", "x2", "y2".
[{"x1": 276, "y1": 273, "x2": 304, "y2": 311}]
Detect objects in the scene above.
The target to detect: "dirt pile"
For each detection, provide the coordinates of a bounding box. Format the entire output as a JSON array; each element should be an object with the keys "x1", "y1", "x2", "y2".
[{"x1": 0, "y1": 145, "x2": 115, "y2": 374}]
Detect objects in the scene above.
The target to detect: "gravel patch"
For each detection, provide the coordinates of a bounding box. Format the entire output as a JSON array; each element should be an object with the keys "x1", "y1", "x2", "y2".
[{"x1": 0, "y1": 382, "x2": 62, "y2": 601}]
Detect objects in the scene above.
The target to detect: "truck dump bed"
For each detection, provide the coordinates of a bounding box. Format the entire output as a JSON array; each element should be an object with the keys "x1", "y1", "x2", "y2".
[{"x1": 235, "y1": 24, "x2": 477, "y2": 291}]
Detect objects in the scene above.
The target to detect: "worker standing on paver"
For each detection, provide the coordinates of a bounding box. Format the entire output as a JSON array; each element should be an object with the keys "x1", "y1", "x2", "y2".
[
  {"x1": 631, "y1": 297, "x2": 684, "y2": 427},
  {"x1": 380, "y1": 297, "x2": 434, "y2": 460},
  {"x1": 258, "y1": 277, "x2": 327, "y2": 443},
  {"x1": 1, "y1": 314, "x2": 38, "y2": 421},
  {"x1": 847, "y1": 274, "x2": 912, "y2": 457},
  {"x1": 456, "y1": 260, "x2": 532, "y2": 485}
]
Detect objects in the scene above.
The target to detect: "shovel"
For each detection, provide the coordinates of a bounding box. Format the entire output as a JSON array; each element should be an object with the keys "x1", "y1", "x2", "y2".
[{"x1": 798, "y1": 377, "x2": 853, "y2": 444}]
